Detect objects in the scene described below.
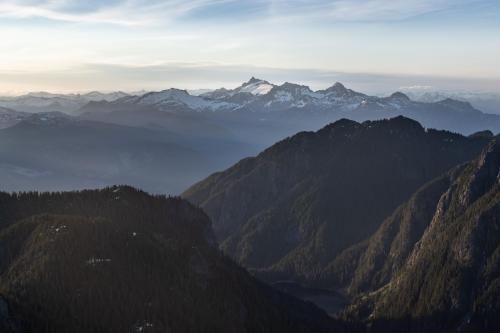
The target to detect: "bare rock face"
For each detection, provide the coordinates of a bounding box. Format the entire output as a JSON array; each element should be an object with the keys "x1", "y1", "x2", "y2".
[
  {"x1": 459, "y1": 140, "x2": 500, "y2": 208},
  {"x1": 343, "y1": 140, "x2": 500, "y2": 333}
]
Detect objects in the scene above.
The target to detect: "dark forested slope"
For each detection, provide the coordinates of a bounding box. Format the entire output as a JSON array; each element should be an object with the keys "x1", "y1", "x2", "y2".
[
  {"x1": 183, "y1": 117, "x2": 491, "y2": 286},
  {"x1": 0, "y1": 187, "x2": 341, "y2": 333}
]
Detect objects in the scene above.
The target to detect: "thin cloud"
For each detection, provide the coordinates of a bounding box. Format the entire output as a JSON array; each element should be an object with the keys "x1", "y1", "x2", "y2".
[
  {"x1": 0, "y1": 3, "x2": 139, "y2": 25},
  {"x1": 2, "y1": 62, "x2": 499, "y2": 95},
  {"x1": 0, "y1": 0, "x2": 478, "y2": 26},
  {"x1": 0, "y1": 0, "x2": 236, "y2": 25}
]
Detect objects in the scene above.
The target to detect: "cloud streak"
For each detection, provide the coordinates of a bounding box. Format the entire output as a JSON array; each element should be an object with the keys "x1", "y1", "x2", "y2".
[
  {"x1": 0, "y1": 0, "x2": 498, "y2": 93},
  {"x1": 0, "y1": 0, "x2": 477, "y2": 26},
  {"x1": 0, "y1": 0, "x2": 236, "y2": 25}
]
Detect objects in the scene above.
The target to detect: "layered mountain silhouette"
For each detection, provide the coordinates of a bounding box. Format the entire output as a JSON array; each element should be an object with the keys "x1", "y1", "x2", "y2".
[
  {"x1": 339, "y1": 139, "x2": 500, "y2": 333},
  {"x1": 183, "y1": 117, "x2": 494, "y2": 288},
  {"x1": 0, "y1": 186, "x2": 344, "y2": 333},
  {"x1": 0, "y1": 107, "x2": 30, "y2": 129},
  {"x1": 184, "y1": 115, "x2": 500, "y2": 331},
  {"x1": 0, "y1": 112, "x2": 254, "y2": 194},
  {"x1": 1, "y1": 79, "x2": 500, "y2": 194},
  {"x1": 0, "y1": 91, "x2": 129, "y2": 114},
  {"x1": 80, "y1": 78, "x2": 500, "y2": 136},
  {"x1": 0, "y1": 107, "x2": 498, "y2": 332}
]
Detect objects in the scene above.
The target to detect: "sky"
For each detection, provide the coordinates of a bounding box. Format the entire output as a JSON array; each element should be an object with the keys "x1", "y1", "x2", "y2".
[{"x1": 0, "y1": 0, "x2": 499, "y2": 95}]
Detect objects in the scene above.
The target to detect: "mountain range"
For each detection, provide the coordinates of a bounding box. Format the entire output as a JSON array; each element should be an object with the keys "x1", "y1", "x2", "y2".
[
  {"x1": 0, "y1": 91, "x2": 129, "y2": 114},
  {"x1": 73, "y1": 77, "x2": 500, "y2": 137},
  {"x1": 1, "y1": 110, "x2": 261, "y2": 194},
  {"x1": 0, "y1": 111, "x2": 498, "y2": 332},
  {"x1": 401, "y1": 88, "x2": 500, "y2": 115},
  {"x1": 4, "y1": 78, "x2": 500, "y2": 136},
  {"x1": 1, "y1": 78, "x2": 499, "y2": 195}
]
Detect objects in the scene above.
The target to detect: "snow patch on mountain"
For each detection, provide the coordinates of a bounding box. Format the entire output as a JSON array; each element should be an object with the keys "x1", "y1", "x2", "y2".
[
  {"x1": 238, "y1": 78, "x2": 275, "y2": 95},
  {"x1": 133, "y1": 89, "x2": 236, "y2": 111},
  {"x1": 0, "y1": 91, "x2": 130, "y2": 114}
]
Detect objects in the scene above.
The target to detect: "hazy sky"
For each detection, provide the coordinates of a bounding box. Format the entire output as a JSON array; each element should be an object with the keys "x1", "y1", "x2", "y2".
[{"x1": 1, "y1": 0, "x2": 499, "y2": 94}]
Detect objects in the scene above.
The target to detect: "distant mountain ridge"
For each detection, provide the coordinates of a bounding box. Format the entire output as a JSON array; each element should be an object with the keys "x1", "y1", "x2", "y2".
[
  {"x1": 401, "y1": 88, "x2": 500, "y2": 115},
  {"x1": 104, "y1": 78, "x2": 381, "y2": 113},
  {"x1": 0, "y1": 91, "x2": 129, "y2": 114},
  {"x1": 0, "y1": 112, "x2": 218, "y2": 194},
  {"x1": 78, "y1": 78, "x2": 500, "y2": 135},
  {"x1": 2, "y1": 78, "x2": 500, "y2": 195},
  {"x1": 3, "y1": 78, "x2": 500, "y2": 136}
]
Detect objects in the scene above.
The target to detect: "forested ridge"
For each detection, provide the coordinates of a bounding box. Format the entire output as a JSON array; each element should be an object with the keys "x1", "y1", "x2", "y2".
[
  {"x1": 0, "y1": 186, "x2": 343, "y2": 333},
  {"x1": 183, "y1": 117, "x2": 492, "y2": 287}
]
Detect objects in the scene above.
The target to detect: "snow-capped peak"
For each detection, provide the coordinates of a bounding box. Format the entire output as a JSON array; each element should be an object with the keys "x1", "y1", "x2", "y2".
[
  {"x1": 243, "y1": 77, "x2": 264, "y2": 86},
  {"x1": 270, "y1": 82, "x2": 323, "y2": 98},
  {"x1": 237, "y1": 77, "x2": 275, "y2": 95},
  {"x1": 200, "y1": 77, "x2": 275, "y2": 101},
  {"x1": 133, "y1": 88, "x2": 236, "y2": 111}
]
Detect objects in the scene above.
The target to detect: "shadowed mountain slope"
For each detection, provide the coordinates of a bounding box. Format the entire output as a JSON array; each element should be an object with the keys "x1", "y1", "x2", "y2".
[
  {"x1": 342, "y1": 139, "x2": 500, "y2": 333},
  {"x1": 0, "y1": 186, "x2": 343, "y2": 333},
  {"x1": 183, "y1": 117, "x2": 492, "y2": 287}
]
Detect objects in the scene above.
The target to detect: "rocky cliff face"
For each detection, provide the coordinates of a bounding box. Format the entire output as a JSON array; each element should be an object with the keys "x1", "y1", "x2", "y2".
[{"x1": 343, "y1": 140, "x2": 500, "y2": 333}]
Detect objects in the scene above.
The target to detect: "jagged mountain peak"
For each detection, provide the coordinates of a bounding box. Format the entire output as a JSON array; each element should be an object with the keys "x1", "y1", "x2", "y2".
[
  {"x1": 267, "y1": 82, "x2": 316, "y2": 98},
  {"x1": 243, "y1": 77, "x2": 269, "y2": 86},
  {"x1": 159, "y1": 88, "x2": 190, "y2": 95},
  {"x1": 457, "y1": 139, "x2": 500, "y2": 207},
  {"x1": 136, "y1": 88, "x2": 191, "y2": 103},
  {"x1": 325, "y1": 82, "x2": 348, "y2": 93},
  {"x1": 279, "y1": 82, "x2": 311, "y2": 90},
  {"x1": 72, "y1": 78, "x2": 500, "y2": 135},
  {"x1": 133, "y1": 88, "x2": 238, "y2": 111},
  {"x1": 237, "y1": 78, "x2": 274, "y2": 95},
  {"x1": 332, "y1": 81, "x2": 346, "y2": 89}
]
